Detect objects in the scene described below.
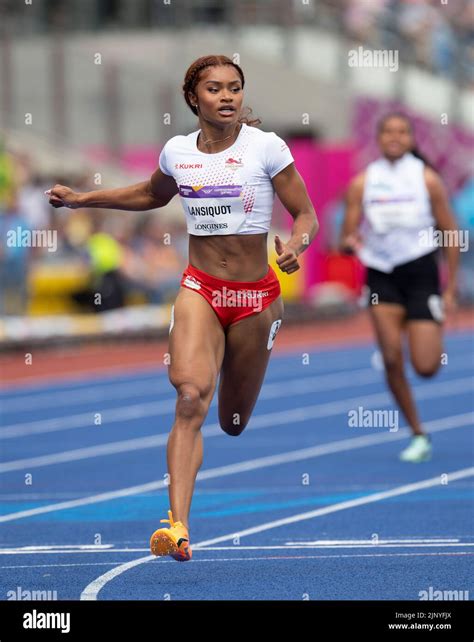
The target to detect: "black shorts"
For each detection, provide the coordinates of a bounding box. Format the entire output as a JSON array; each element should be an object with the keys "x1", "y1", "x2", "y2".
[{"x1": 366, "y1": 251, "x2": 443, "y2": 322}]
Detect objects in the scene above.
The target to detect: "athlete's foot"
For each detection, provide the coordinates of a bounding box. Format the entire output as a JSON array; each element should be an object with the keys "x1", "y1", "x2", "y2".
[
  {"x1": 150, "y1": 510, "x2": 192, "y2": 562},
  {"x1": 399, "y1": 434, "x2": 432, "y2": 463}
]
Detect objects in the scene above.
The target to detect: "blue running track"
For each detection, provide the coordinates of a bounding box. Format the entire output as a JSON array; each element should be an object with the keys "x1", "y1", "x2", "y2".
[{"x1": 0, "y1": 331, "x2": 473, "y2": 601}]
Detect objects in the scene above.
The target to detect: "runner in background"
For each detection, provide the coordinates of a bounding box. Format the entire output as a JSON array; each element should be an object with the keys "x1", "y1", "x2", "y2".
[{"x1": 341, "y1": 113, "x2": 459, "y2": 463}]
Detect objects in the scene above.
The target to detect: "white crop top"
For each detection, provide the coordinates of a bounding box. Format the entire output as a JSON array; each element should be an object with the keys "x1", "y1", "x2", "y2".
[
  {"x1": 158, "y1": 123, "x2": 294, "y2": 236},
  {"x1": 358, "y1": 153, "x2": 437, "y2": 273}
]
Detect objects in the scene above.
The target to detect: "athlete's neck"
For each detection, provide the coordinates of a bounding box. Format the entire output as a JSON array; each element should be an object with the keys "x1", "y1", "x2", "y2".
[{"x1": 197, "y1": 121, "x2": 242, "y2": 154}]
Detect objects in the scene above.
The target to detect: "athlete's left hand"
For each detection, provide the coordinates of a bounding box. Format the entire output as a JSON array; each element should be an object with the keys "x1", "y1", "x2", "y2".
[
  {"x1": 442, "y1": 286, "x2": 457, "y2": 317},
  {"x1": 274, "y1": 235, "x2": 300, "y2": 274}
]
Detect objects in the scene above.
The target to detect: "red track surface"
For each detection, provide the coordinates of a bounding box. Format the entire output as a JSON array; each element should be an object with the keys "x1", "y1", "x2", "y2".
[{"x1": 1, "y1": 310, "x2": 472, "y2": 389}]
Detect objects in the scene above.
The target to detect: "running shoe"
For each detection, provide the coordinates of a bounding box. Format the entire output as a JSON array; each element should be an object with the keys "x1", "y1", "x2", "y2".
[
  {"x1": 399, "y1": 435, "x2": 432, "y2": 463},
  {"x1": 149, "y1": 510, "x2": 192, "y2": 562}
]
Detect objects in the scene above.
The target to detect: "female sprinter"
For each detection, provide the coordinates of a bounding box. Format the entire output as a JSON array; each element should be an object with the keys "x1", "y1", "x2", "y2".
[
  {"x1": 46, "y1": 55, "x2": 318, "y2": 561},
  {"x1": 341, "y1": 113, "x2": 459, "y2": 463}
]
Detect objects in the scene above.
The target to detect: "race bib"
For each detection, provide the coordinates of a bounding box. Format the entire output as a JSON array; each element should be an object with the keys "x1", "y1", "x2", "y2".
[
  {"x1": 179, "y1": 184, "x2": 246, "y2": 235},
  {"x1": 365, "y1": 198, "x2": 419, "y2": 234}
]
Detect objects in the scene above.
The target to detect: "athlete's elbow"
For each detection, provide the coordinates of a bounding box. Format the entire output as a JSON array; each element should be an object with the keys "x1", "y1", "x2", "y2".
[
  {"x1": 312, "y1": 212, "x2": 320, "y2": 237},
  {"x1": 303, "y1": 209, "x2": 319, "y2": 241},
  {"x1": 140, "y1": 181, "x2": 165, "y2": 210}
]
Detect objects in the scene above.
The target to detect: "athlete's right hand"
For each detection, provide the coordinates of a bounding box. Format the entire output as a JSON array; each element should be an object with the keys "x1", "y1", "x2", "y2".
[
  {"x1": 45, "y1": 185, "x2": 81, "y2": 209},
  {"x1": 340, "y1": 233, "x2": 362, "y2": 255}
]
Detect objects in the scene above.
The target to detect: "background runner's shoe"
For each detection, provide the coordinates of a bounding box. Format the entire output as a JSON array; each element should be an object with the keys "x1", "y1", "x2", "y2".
[
  {"x1": 149, "y1": 510, "x2": 192, "y2": 562},
  {"x1": 399, "y1": 435, "x2": 432, "y2": 463}
]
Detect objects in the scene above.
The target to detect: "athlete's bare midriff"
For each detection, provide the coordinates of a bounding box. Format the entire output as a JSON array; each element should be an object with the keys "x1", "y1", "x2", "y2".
[{"x1": 188, "y1": 233, "x2": 269, "y2": 281}]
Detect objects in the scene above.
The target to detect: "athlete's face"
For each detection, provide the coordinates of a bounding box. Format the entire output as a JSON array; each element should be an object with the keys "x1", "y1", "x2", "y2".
[
  {"x1": 378, "y1": 117, "x2": 414, "y2": 161},
  {"x1": 190, "y1": 65, "x2": 243, "y2": 126}
]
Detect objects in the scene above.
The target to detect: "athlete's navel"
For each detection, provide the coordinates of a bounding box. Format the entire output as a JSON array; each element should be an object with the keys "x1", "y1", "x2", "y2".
[{"x1": 219, "y1": 259, "x2": 228, "y2": 268}]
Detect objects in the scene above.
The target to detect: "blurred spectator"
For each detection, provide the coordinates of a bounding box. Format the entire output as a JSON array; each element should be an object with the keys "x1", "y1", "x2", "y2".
[
  {"x1": 70, "y1": 217, "x2": 126, "y2": 312},
  {"x1": 335, "y1": 0, "x2": 472, "y2": 84},
  {"x1": 0, "y1": 138, "x2": 17, "y2": 210},
  {"x1": 121, "y1": 214, "x2": 185, "y2": 304},
  {"x1": 0, "y1": 192, "x2": 31, "y2": 315},
  {"x1": 452, "y1": 176, "x2": 474, "y2": 303},
  {"x1": 18, "y1": 174, "x2": 52, "y2": 230}
]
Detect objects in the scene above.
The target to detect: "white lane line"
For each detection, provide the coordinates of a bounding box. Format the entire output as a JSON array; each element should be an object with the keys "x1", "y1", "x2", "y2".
[
  {"x1": 0, "y1": 548, "x2": 148, "y2": 555},
  {"x1": 1, "y1": 539, "x2": 469, "y2": 555},
  {"x1": 80, "y1": 466, "x2": 474, "y2": 600},
  {"x1": 1, "y1": 411, "x2": 472, "y2": 522},
  {"x1": 2, "y1": 331, "x2": 470, "y2": 399},
  {"x1": 4, "y1": 550, "x2": 473, "y2": 571},
  {"x1": 0, "y1": 434, "x2": 171, "y2": 472},
  {"x1": 2, "y1": 352, "x2": 470, "y2": 413},
  {"x1": 0, "y1": 400, "x2": 175, "y2": 440},
  {"x1": 0, "y1": 367, "x2": 384, "y2": 438},
  {"x1": 0, "y1": 347, "x2": 375, "y2": 402},
  {"x1": 196, "y1": 543, "x2": 474, "y2": 550},
  {"x1": 2, "y1": 362, "x2": 472, "y2": 438},
  {"x1": 284, "y1": 538, "x2": 460, "y2": 544},
  {"x1": 81, "y1": 555, "x2": 156, "y2": 599},
  {"x1": 0, "y1": 562, "x2": 128, "y2": 569},
  {"x1": 1, "y1": 376, "x2": 472, "y2": 469},
  {"x1": 0, "y1": 362, "x2": 362, "y2": 411},
  {"x1": 0, "y1": 379, "x2": 169, "y2": 412},
  {"x1": 0, "y1": 544, "x2": 114, "y2": 552},
  {"x1": 195, "y1": 467, "x2": 474, "y2": 548}
]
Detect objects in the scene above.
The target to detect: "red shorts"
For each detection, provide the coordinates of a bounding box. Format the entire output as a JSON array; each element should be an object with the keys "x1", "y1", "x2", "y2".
[{"x1": 180, "y1": 263, "x2": 281, "y2": 329}]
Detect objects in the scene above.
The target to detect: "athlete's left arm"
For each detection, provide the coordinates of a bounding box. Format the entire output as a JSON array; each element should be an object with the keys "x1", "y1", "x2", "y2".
[
  {"x1": 271, "y1": 163, "x2": 319, "y2": 274},
  {"x1": 424, "y1": 167, "x2": 459, "y2": 309}
]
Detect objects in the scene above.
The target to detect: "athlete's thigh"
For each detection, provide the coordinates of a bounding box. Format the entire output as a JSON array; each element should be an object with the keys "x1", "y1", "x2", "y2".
[
  {"x1": 218, "y1": 296, "x2": 284, "y2": 424},
  {"x1": 369, "y1": 303, "x2": 406, "y2": 365},
  {"x1": 169, "y1": 287, "x2": 225, "y2": 401},
  {"x1": 406, "y1": 320, "x2": 443, "y2": 375}
]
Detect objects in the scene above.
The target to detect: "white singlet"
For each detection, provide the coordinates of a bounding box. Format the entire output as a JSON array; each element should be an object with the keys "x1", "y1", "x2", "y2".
[
  {"x1": 158, "y1": 123, "x2": 294, "y2": 236},
  {"x1": 359, "y1": 153, "x2": 437, "y2": 273}
]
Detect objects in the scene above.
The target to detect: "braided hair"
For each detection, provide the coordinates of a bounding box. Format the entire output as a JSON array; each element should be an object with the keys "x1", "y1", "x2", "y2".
[{"x1": 182, "y1": 55, "x2": 261, "y2": 127}]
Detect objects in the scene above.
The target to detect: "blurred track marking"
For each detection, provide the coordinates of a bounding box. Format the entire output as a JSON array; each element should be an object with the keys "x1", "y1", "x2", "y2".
[
  {"x1": 80, "y1": 466, "x2": 474, "y2": 600},
  {"x1": 0, "y1": 540, "x2": 474, "y2": 555},
  {"x1": 2, "y1": 350, "x2": 470, "y2": 413},
  {"x1": 4, "y1": 550, "x2": 473, "y2": 572},
  {"x1": 3, "y1": 540, "x2": 474, "y2": 555},
  {"x1": 1, "y1": 376, "x2": 472, "y2": 468},
  {"x1": 1, "y1": 411, "x2": 472, "y2": 523},
  {"x1": 2, "y1": 330, "x2": 471, "y2": 395}
]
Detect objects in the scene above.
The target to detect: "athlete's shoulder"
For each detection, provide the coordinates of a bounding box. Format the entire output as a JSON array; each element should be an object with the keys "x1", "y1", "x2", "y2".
[
  {"x1": 243, "y1": 125, "x2": 286, "y2": 145},
  {"x1": 159, "y1": 131, "x2": 198, "y2": 175},
  {"x1": 348, "y1": 170, "x2": 366, "y2": 194},
  {"x1": 365, "y1": 156, "x2": 385, "y2": 171},
  {"x1": 423, "y1": 165, "x2": 444, "y2": 194},
  {"x1": 162, "y1": 130, "x2": 198, "y2": 151}
]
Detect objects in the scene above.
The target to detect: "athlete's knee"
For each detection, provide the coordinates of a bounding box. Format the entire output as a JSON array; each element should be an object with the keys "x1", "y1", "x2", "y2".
[
  {"x1": 219, "y1": 411, "x2": 249, "y2": 437},
  {"x1": 175, "y1": 383, "x2": 207, "y2": 422},
  {"x1": 412, "y1": 361, "x2": 439, "y2": 378},
  {"x1": 382, "y1": 349, "x2": 404, "y2": 374}
]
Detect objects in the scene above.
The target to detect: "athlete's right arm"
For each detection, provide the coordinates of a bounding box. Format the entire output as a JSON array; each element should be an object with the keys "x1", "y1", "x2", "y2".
[
  {"x1": 46, "y1": 167, "x2": 178, "y2": 211},
  {"x1": 340, "y1": 171, "x2": 365, "y2": 254}
]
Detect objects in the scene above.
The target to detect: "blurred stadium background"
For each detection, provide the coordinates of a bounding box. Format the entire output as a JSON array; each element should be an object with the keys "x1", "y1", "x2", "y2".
[{"x1": 0, "y1": 0, "x2": 473, "y2": 351}]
